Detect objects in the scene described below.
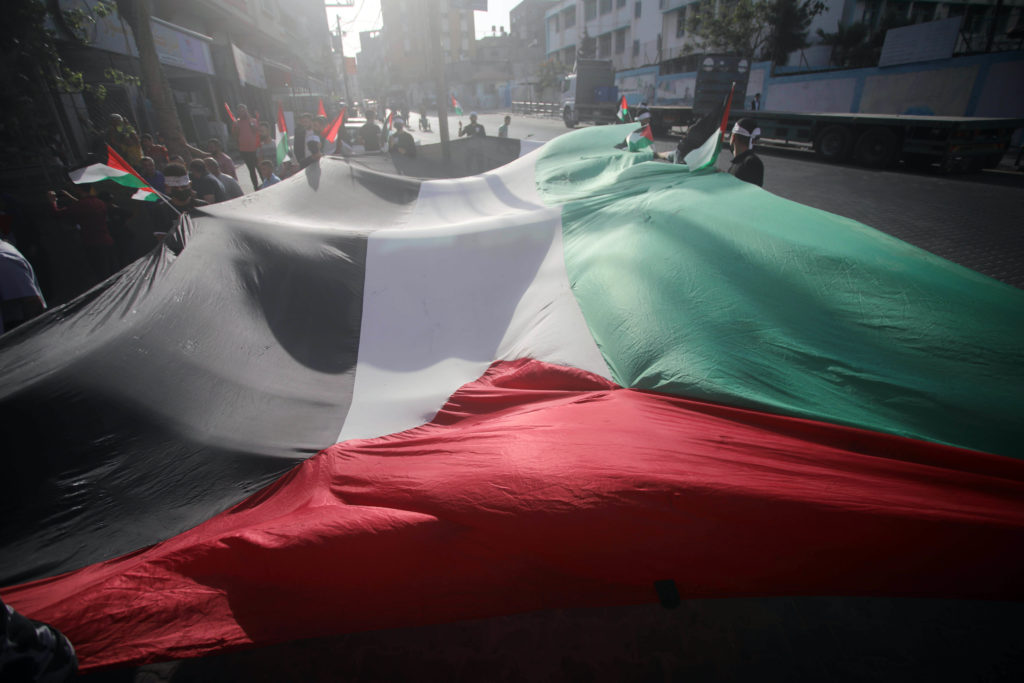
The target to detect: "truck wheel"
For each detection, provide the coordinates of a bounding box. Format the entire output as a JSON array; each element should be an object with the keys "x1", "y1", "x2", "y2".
[
  {"x1": 814, "y1": 125, "x2": 851, "y2": 162},
  {"x1": 563, "y1": 107, "x2": 577, "y2": 129},
  {"x1": 854, "y1": 127, "x2": 899, "y2": 168}
]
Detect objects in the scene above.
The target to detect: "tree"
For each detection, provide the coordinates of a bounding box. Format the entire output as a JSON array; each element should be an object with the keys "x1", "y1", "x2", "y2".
[
  {"x1": 816, "y1": 21, "x2": 873, "y2": 67},
  {"x1": 577, "y1": 28, "x2": 597, "y2": 59},
  {"x1": 816, "y1": 9, "x2": 910, "y2": 68},
  {"x1": 763, "y1": 0, "x2": 827, "y2": 65},
  {"x1": 686, "y1": 0, "x2": 826, "y2": 65},
  {"x1": 115, "y1": 0, "x2": 191, "y2": 161},
  {"x1": 535, "y1": 58, "x2": 569, "y2": 94},
  {"x1": 0, "y1": 1, "x2": 131, "y2": 167}
]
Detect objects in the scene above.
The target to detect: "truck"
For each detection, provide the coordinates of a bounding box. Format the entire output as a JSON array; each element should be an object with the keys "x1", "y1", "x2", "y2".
[
  {"x1": 725, "y1": 110, "x2": 1023, "y2": 170},
  {"x1": 560, "y1": 59, "x2": 620, "y2": 128},
  {"x1": 614, "y1": 54, "x2": 1022, "y2": 171}
]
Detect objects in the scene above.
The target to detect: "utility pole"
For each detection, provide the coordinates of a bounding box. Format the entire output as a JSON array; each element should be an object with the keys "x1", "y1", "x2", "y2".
[
  {"x1": 335, "y1": 14, "x2": 352, "y2": 106},
  {"x1": 428, "y1": 0, "x2": 452, "y2": 164},
  {"x1": 324, "y1": 1, "x2": 355, "y2": 106}
]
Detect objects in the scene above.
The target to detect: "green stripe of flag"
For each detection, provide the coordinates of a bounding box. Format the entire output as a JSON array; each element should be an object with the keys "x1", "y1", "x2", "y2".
[{"x1": 534, "y1": 125, "x2": 1024, "y2": 458}]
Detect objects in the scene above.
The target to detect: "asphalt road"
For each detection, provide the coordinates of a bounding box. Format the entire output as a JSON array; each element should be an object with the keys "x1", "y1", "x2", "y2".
[{"x1": 413, "y1": 112, "x2": 1024, "y2": 290}]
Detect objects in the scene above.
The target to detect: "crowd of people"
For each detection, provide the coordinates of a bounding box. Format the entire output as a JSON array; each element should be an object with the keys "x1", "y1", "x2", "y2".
[{"x1": 0, "y1": 102, "x2": 406, "y2": 334}]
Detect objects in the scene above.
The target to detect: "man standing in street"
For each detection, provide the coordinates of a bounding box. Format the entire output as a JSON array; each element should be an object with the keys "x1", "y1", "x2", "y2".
[
  {"x1": 232, "y1": 104, "x2": 261, "y2": 191},
  {"x1": 728, "y1": 117, "x2": 764, "y2": 187},
  {"x1": 357, "y1": 112, "x2": 382, "y2": 152},
  {"x1": 387, "y1": 118, "x2": 417, "y2": 158},
  {"x1": 458, "y1": 112, "x2": 486, "y2": 138},
  {"x1": 498, "y1": 115, "x2": 511, "y2": 138}
]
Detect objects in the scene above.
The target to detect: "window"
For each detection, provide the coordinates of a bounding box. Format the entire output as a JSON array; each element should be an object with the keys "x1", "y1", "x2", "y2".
[
  {"x1": 617, "y1": 0, "x2": 627, "y2": 7},
  {"x1": 676, "y1": 7, "x2": 687, "y2": 37},
  {"x1": 614, "y1": 28, "x2": 626, "y2": 54},
  {"x1": 598, "y1": 32, "x2": 612, "y2": 58},
  {"x1": 564, "y1": 6, "x2": 576, "y2": 28},
  {"x1": 632, "y1": 39, "x2": 640, "y2": 56},
  {"x1": 634, "y1": 1, "x2": 642, "y2": 19},
  {"x1": 549, "y1": 14, "x2": 560, "y2": 33},
  {"x1": 600, "y1": 0, "x2": 612, "y2": 14},
  {"x1": 585, "y1": 0, "x2": 597, "y2": 21}
]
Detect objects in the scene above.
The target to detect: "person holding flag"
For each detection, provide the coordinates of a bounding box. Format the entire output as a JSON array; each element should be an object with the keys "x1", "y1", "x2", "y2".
[
  {"x1": 727, "y1": 117, "x2": 764, "y2": 186},
  {"x1": 616, "y1": 110, "x2": 654, "y2": 153},
  {"x1": 660, "y1": 83, "x2": 737, "y2": 173},
  {"x1": 458, "y1": 112, "x2": 485, "y2": 138}
]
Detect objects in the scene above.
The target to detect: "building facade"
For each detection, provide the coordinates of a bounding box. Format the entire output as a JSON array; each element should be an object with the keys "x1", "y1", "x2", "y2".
[
  {"x1": 543, "y1": 0, "x2": 1023, "y2": 72},
  {"x1": 53, "y1": 0, "x2": 334, "y2": 162}
]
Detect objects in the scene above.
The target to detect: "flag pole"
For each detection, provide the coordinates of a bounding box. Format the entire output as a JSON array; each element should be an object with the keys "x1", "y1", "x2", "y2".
[{"x1": 149, "y1": 187, "x2": 182, "y2": 216}]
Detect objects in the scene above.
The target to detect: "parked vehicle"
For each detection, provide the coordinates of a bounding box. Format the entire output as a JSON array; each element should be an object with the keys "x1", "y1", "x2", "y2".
[
  {"x1": 725, "y1": 110, "x2": 1023, "y2": 170},
  {"x1": 616, "y1": 54, "x2": 1022, "y2": 170},
  {"x1": 561, "y1": 59, "x2": 619, "y2": 128}
]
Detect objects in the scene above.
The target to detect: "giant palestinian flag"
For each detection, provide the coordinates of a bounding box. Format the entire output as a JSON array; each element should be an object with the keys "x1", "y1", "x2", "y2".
[{"x1": 2, "y1": 126, "x2": 1023, "y2": 672}]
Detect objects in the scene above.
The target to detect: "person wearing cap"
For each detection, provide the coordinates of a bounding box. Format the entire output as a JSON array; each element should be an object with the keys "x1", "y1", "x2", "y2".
[
  {"x1": 728, "y1": 117, "x2": 764, "y2": 187},
  {"x1": 458, "y1": 112, "x2": 486, "y2": 138},
  {"x1": 388, "y1": 118, "x2": 417, "y2": 158}
]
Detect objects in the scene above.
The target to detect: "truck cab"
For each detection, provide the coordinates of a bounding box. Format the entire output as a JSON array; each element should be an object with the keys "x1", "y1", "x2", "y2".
[{"x1": 561, "y1": 59, "x2": 618, "y2": 128}]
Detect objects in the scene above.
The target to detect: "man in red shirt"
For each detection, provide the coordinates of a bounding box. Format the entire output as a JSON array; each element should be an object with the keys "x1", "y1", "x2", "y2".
[
  {"x1": 50, "y1": 187, "x2": 116, "y2": 285},
  {"x1": 232, "y1": 104, "x2": 261, "y2": 192}
]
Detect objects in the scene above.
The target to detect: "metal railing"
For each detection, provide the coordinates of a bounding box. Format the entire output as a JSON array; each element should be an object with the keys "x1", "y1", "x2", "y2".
[{"x1": 512, "y1": 101, "x2": 561, "y2": 116}]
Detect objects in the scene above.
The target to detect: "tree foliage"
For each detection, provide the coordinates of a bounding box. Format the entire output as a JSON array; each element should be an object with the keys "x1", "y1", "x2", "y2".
[
  {"x1": 577, "y1": 28, "x2": 597, "y2": 60},
  {"x1": 686, "y1": 0, "x2": 826, "y2": 65},
  {"x1": 1, "y1": 0, "x2": 131, "y2": 100},
  {"x1": 0, "y1": 0, "x2": 136, "y2": 167},
  {"x1": 535, "y1": 58, "x2": 569, "y2": 92},
  {"x1": 816, "y1": 10, "x2": 911, "y2": 68}
]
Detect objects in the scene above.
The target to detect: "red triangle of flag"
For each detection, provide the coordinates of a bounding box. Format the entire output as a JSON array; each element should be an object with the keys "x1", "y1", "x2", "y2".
[
  {"x1": 106, "y1": 145, "x2": 149, "y2": 186},
  {"x1": 325, "y1": 108, "x2": 347, "y2": 143},
  {"x1": 719, "y1": 82, "x2": 736, "y2": 134},
  {"x1": 277, "y1": 102, "x2": 288, "y2": 134}
]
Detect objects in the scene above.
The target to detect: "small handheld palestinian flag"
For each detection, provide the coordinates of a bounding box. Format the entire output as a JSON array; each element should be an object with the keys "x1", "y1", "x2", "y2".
[
  {"x1": 678, "y1": 82, "x2": 735, "y2": 171},
  {"x1": 70, "y1": 145, "x2": 160, "y2": 203},
  {"x1": 451, "y1": 95, "x2": 463, "y2": 117},
  {"x1": 276, "y1": 103, "x2": 291, "y2": 165},
  {"x1": 617, "y1": 95, "x2": 630, "y2": 123},
  {"x1": 624, "y1": 123, "x2": 654, "y2": 152}
]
